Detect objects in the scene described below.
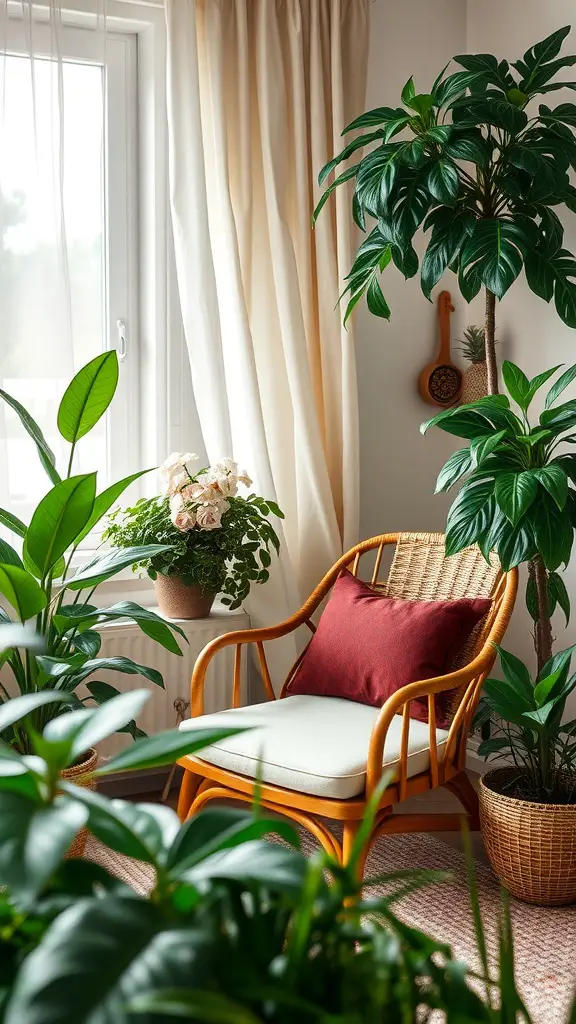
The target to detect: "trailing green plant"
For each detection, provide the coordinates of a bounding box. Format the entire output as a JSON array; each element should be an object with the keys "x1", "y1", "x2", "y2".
[
  {"x1": 103, "y1": 454, "x2": 283, "y2": 611},
  {"x1": 0, "y1": 687, "x2": 539, "y2": 1023},
  {"x1": 0, "y1": 352, "x2": 184, "y2": 754},
  {"x1": 315, "y1": 25, "x2": 576, "y2": 396},
  {"x1": 421, "y1": 360, "x2": 576, "y2": 674},
  {"x1": 476, "y1": 645, "x2": 576, "y2": 803}
]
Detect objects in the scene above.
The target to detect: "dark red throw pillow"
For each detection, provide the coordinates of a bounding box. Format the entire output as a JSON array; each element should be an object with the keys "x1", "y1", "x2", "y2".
[{"x1": 288, "y1": 570, "x2": 491, "y2": 728}]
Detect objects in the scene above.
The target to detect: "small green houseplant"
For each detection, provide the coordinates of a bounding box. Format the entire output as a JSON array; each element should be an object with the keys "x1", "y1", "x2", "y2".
[
  {"x1": 315, "y1": 25, "x2": 576, "y2": 397},
  {"x1": 0, "y1": 351, "x2": 184, "y2": 764},
  {"x1": 0, "y1": 687, "x2": 539, "y2": 1023},
  {"x1": 104, "y1": 454, "x2": 283, "y2": 617}
]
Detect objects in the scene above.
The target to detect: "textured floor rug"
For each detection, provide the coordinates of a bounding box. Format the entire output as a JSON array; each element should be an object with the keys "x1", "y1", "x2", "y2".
[{"x1": 86, "y1": 830, "x2": 576, "y2": 1023}]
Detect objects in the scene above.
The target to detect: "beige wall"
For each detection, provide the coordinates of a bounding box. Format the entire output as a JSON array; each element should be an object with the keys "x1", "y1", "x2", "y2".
[{"x1": 359, "y1": 2, "x2": 576, "y2": 693}]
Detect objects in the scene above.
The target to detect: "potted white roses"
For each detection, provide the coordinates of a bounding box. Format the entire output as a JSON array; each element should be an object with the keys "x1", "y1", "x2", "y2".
[{"x1": 104, "y1": 454, "x2": 284, "y2": 618}]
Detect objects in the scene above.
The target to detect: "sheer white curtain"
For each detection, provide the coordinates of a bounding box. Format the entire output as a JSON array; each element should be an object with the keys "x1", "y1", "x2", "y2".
[
  {"x1": 166, "y1": 0, "x2": 369, "y2": 682},
  {"x1": 0, "y1": 1, "x2": 108, "y2": 531}
]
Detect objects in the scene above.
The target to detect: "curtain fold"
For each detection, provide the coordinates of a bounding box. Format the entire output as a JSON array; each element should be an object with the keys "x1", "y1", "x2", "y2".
[{"x1": 166, "y1": 0, "x2": 368, "y2": 682}]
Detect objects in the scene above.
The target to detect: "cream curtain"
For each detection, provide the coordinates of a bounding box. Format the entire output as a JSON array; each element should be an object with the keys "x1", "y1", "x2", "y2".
[{"x1": 166, "y1": 0, "x2": 369, "y2": 679}]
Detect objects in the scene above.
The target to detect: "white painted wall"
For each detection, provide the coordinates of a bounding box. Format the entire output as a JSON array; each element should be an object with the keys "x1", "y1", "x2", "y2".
[{"x1": 359, "y1": 2, "x2": 576, "y2": 696}]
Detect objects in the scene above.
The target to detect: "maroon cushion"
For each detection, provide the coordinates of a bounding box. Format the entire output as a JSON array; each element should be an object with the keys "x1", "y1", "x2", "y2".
[{"x1": 288, "y1": 570, "x2": 491, "y2": 728}]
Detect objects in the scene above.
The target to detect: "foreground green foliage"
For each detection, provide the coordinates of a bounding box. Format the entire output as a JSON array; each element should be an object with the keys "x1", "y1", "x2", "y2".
[
  {"x1": 0, "y1": 352, "x2": 186, "y2": 753},
  {"x1": 0, "y1": 686, "x2": 542, "y2": 1023},
  {"x1": 315, "y1": 25, "x2": 576, "y2": 328}
]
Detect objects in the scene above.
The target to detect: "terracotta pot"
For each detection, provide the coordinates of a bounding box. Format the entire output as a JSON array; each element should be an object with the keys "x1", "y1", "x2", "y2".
[
  {"x1": 479, "y1": 767, "x2": 576, "y2": 906},
  {"x1": 154, "y1": 575, "x2": 216, "y2": 619},
  {"x1": 61, "y1": 746, "x2": 98, "y2": 858}
]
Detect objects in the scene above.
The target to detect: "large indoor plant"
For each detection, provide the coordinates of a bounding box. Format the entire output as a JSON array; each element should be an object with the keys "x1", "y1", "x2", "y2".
[
  {"x1": 0, "y1": 351, "x2": 185, "y2": 834},
  {"x1": 0, "y1": 686, "x2": 542, "y2": 1023},
  {"x1": 104, "y1": 454, "x2": 284, "y2": 617},
  {"x1": 421, "y1": 362, "x2": 576, "y2": 902},
  {"x1": 314, "y1": 24, "x2": 576, "y2": 397}
]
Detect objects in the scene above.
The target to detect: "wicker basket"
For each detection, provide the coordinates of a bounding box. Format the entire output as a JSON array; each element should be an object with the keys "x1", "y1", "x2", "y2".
[
  {"x1": 154, "y1": 575, "x2": 215, "y2": 619},
  {"x1": 479, "y1": 767, "x2": 576, "y2": 906},
  {"x1": 61, "y1": 747, "x2": 98, "y2": 858}
]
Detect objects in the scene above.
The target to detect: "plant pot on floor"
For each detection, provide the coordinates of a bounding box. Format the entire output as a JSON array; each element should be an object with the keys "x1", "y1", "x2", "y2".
[
  {"x1": 61, "y1": 746, "x2": 98, "y2": 858},
  {"x1": 479, "y1": 767, "x2": 576, "y2": 906},
  {"x1": 154, "y1": 574, "x2": 216, "y2": 619}
]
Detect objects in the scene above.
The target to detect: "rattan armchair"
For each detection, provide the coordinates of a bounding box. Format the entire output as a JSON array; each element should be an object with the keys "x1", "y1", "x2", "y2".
[{"x1": 176, "y1": 533, "x2": 517, "y2": 875}]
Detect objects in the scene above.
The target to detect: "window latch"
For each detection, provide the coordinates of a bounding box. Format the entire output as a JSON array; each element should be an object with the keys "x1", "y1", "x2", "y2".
[{"x1": 116, "y1": 320, "x2": 128, "y2": 362}]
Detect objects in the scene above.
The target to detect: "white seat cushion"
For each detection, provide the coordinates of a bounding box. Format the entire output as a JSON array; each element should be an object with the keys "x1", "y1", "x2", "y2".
[{"x1": 179, "y1": 695, "x2": 449, "y2": 800}]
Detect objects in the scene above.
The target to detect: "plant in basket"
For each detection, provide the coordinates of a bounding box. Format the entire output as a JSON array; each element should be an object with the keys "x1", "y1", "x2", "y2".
[
  {"x1": 422, "y1": 361, "x2": 576, "y2": 904},
  {"x1": 103, "y1": 453, "x2": 284, "y2": 618},
  {"x1": 0, "y1": 351, "x2": 185, "y2": 852}
]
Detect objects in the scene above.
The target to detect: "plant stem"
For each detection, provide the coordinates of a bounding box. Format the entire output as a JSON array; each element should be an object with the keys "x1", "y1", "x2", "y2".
[
  {"x1": 484, "y1": 288, "x2": 498, "y2": 395},
  {"x1": 532, "y1": 554, "x2": 553, "y2": 675}
]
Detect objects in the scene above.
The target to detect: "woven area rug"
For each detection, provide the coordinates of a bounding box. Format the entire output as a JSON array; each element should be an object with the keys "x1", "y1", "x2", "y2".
[{"x1": 86, "y1": 830, "x2": 576, "y2": 1023}]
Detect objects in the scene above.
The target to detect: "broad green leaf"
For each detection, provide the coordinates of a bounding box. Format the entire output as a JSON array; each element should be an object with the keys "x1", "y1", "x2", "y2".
[
  {"x1": 65, "y1": 544, "x2": 173, "y2": 590},
  {"x1": 74, "y1": 656, "x2": 165, "y2": 689},
  {"x1": 420, "y1": 395, "x2": 512, "y2": 437},
  {"x1": 496, "y1": 647, "x2": 533, "y2": 698},
  {"x1": 460, "y1": 219, "x2": 525, "y2": 299},
  {"x1": 420, "y1": 210, "x2": 475, "y2": 299},
  {"x1": 57, "y1": 352, "x2": 119, "y2": 444},
  {"x1": 60, "y1": 601, "x2": 186, "y2": 655},
  {"x1": 128, "y1": 990, "x2": 263, "y2": 1024},
  {"x1": 74, "y1": 469, "x2": 154, "y2": 545},
  {"x1": 0, "y1": 387, "x2": 61, "y2": 485},
  {"x1": 182, "y1": 839, "x2": 306, "y2": 892},
  {"x1": 71, "y1": 629, "x2": 101, "y2": 658},
  {"x1": 166, "y1": 806, "x2": 299, "y2": 876},
  {"x1": 0, "y1": 537, "x2": 23, "y2": 569},
  {"x1": 445, "y1": 132, "x2": 489, "y2": 166},
  {"x1": 483, "y1": 678, "x2": 534, "y2": 724},
  {"x1": 534, "y1": 464, "x2": 569, "y2": 509},
  {"x1": 426, "y1": 159, "x2": 459, "y2": 204},
  {"x1": 521, "y1": 26, "x2": 571, "y2": 79},
  {"x1": 401, "y1": 75, "x2": 415, "y2": 106},
  {"x1": 538, "y1": 644, "x2": 576, "y2": 683},
  {"x1": 495, "y1": 522, "x2": 535, "y2": 571},
  {"x1": 343, "y1": 105, "x2": 406, "y2": 133},
  {"x1": 469, "y1": 430, "x2": 508, "y2": 468},
  {"x1": 544, "y1": 363, "x2": 576, "y2": 409},
  {"x1": 524, "y1": 365, "x2": 563, "y2": 408},
  {"x1": 445, "y1": 481, "x2": 495, "y2": 555},
  {"x1": 355, "y1": 145, "x2": 400, "y2": 214},
  {"x1": 533, "y1": 666, "x2": 568, "y2": 708},
  {"x1": 540, "y1": 398, "x2": 576, "y2": 432},
  {"x1": 477, "y1": 737, "x2": 511, "y2": 758},
  {"x1": 495, "y1": 471, "x2": 538, "y2": 526},
  {"x1": 501, "y1": 361, "x2": 530, "y2": 410},
  {"x1": 4, "y1": 894, "x2": 165, "y2": 1024},
  {"x1": 531, "y1": 494, "x2": 573, "y2": 570},
  {"x1": 93, "y1": 726, "x2": 246, "y2": 777},
  {"x1": 366, "y1": 276, "x2": 391, "y2": 319},
  {"x1": 0, "y1": 792, "x2": 87, "y2": 903},
  {"x1": 434, "y1": 446, "x2": 472, "y2": 493},
  {"x1": 0, "y1": 564, "x2": 47, "y2": 621},
  {"x1": 61, "y1": 784, "x2": 177, "y2": 864},
  {"x1": 22, "y1": 533, "x2": 65, "y2": 582},
  {"x1": 85, "y1": 681, "x2": 146, "y2": 741},
  {"x1": 0, "y1": 507, "x2": 26, "y2": 538},
  {"x1": 26, "y1": 474, "x2": 96, "y2": 576},
  {"x1": 48, "y1": 690, "x2": 151, "y2": 761},
  {"x1": 0, "y1": 691, "x2": 69, "y2": 733},
  {"x1": 36, "y1": 652, "x2": 88, "y2": 678}
]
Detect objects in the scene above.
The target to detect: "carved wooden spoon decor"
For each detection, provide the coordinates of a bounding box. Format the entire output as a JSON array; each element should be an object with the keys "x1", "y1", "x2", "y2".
[{"x1": 418, "y1": 290, "x2": 462, "y2": 407}]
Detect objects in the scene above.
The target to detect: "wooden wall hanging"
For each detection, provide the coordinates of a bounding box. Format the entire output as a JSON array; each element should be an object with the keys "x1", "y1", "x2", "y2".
[{"x1": 418, "y1": 290, "x2": 462, "y2": 407}]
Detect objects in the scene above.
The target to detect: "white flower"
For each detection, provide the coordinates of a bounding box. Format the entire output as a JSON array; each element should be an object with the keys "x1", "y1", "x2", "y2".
[
  {"x1": 160, "y1": 451, "x2": 198, "y2": 496},
  {"x1": 196, "y1": 502, "x2": 225, "y2": 530},
  {"x1": 169, "y1": 492, "x2": 197, "y2": 531},
  {"x1": 213, "y1": 458, "x2": 238, "y2": 476},
  {"x1": 184, "y1": 453, "x2": 199, "y2": 476},
  {"x1": 237, "y1": 469, "x2": 252, "y2": 488},
  {"x1": 214, "y1": 472, "x2": 238, "y2": 498}
]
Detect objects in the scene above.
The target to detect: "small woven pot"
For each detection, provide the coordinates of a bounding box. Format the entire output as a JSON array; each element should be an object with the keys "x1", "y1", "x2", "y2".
[
  {"x1": 479, "y1": 767, "x2": 576, "y2": 906},
  {"x1": 61, "y1": 747, "x2": 98, "y2": 858},
  {"x1": 154, "y1": 575, "x2": 215, "y2": 619}
]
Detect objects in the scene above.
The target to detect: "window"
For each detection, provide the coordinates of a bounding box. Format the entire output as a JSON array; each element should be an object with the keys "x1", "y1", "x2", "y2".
[{"x1": 0, "y1": 13, "x2": 138, "y2": 530}]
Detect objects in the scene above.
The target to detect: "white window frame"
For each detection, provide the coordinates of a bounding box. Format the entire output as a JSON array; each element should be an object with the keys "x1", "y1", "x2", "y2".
[{"x1": 2, "y1": 7, "x2": 140, "y2": 493}]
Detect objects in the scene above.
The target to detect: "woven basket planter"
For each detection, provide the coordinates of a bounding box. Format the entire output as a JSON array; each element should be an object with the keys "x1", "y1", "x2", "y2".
[
  {"x1": 479, "y1": 767, "x2": 576, "y2": 906},
  {"x1": 154, "y1": 575, "x2": 215, "y2": 619},
  {"x1": 61, "y1": 747, "x2": 98, "y2": 858}
]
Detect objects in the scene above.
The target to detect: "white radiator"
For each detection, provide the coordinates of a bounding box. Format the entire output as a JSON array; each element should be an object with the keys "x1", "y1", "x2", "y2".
[{"x1": 95, "y1": 602, "x2": 250, "y2": 759}]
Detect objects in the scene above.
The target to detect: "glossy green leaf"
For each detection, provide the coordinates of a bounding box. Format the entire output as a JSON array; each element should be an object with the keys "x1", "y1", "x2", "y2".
[
  {"x1": 0, "y1": 792, "x2": 87, "y2": 903},
  {"x1": 65, "y1": 544, "x2": 173, "y2": 590},
  {"x1": 401, "y1": 76, "x2": 415, "y2": 106},
  {"x1": 544, "y1": 363, "x2": 576, "y2": 409},
  {"x1": 317, "y1": 130, "x2": 385, "y2": 186},
  {"x1": 0, "y1": 691, "x2": 70, "y2": 733},
  {"x1": 445, "y1": 132, "x2": 489, "y2": 166},
  {"x1": 434, "y1": 446, "x2": 472, "y2": 493},
  {"x1": 0, "y1": 537, "x2": 23, "y2": 569},
  {"x1": 355, "y1": 146, "x2": 400, "y2": 214},
  {"x1": 0, "y1": 388, "x2": 61, "y2": 485},
  {"x1": 128, "y1": 990, "x2": 263, "y2": 1024},
  {"x1": 0, "y1": 507, "x2": 27, "y2": 538},
  {"x1": 0, "y1": 564, "x2": 47, "y2": 621},
  {"x1": 524, "y1": 365, "x2": 563, "y2": 408},
  {"x1": 342, "y1": 105, "x2": 405, "y2": 133},
  {"x1": 57, "y1": 352, "x2": 119, "y2": 444},
  {"x1": 531, "y1": 495, "x2": 573, "y2": 570},
  {"x1": 54, "y1": 690, "x2": 151, "y2": 762},
  {"x1": 496, "y1": 646, "x2": 534, "y2": 698},
  {"x1": 74, "y1": 656, "x2": 165, "y2": 689},
  {"x1": 469, "y1": 430, "x2": 508, "y2": 468},
  {"x1": 74, "y1": 469, "x2": 154, "y2": 545},
  {"x1": 541, "y1": 398, "x2": 576, "y2": 431},
  {"x1": 445, "y1": 481, "x2": 496, "y2": 555},
  {"x1": 62, "y1": 784, "x2": 178, "y2": 864},
  {"x1": 501, "y1": 361, "x2": 530, "y2": 410},
  {"x1": 166, "y1": 806, "x2": 299, "y2": 876},
  {"x1": 494, "y1": 471, "x2": 538, "y2": 526},
  {"x1": 534, "y1": 464, "x2": 569, "y2": 509},
  {"x1": 426, "y1": 159, "x2": 459, "y2": 204},
  {"x1": 549, "y1": 571, "x2": 570, "y2": 625},
  {"x1": 26, "y1": 474, "x2": 96, "y2": 576},
  {"x1": 312, "y1": 163, "x2": 360, "y2": 225},
  {"x1": 182, "y1": 839, "x2": 306, "y2": 892},
  {"x1": 495, "y1": 521, "x2": 535, "y2": 571},
  {"x1": 366, "y1": 276, "x2": 391, "y2": 319},
  {"x1": 460, "y1": 219, "x2": 525, "y2": 299},
  {"x1": 60, "y1": 602, "x2": 186, "y2": 655},
  {"x1": 93, "y1": 726, "x2": 246, "y2": 777}
]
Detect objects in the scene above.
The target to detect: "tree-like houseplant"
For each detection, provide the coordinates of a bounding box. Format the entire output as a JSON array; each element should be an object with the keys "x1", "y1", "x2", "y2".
[
  {"x1": 315, "y1": 27, "x2": 576, "y2": 904},
  {"x1": 0, "y1": 686, "x2": 545, "y2": 1023},
  {"x1": 104, "y1": 454, "x2": 283, "y2": 618},
  {"x1": 0, "y1": 352, "x2": 185, "y2": 848}
]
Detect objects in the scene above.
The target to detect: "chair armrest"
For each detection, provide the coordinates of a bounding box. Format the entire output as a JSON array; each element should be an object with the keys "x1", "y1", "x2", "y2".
[{"x1": 365, "y1": 646, "x2": 496, "y2": 799}]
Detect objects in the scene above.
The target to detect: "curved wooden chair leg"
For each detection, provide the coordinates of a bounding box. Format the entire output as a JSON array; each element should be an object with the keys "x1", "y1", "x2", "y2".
[
  {"x1": 177, "y1": 768, "x2": 202, "y2": 822},
  {"x1": 341, "y1": 821, "x2": 368, "y2": 881},
  {"x1": 443, "y1": 771, "x2": 480, "y2": 829}
]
